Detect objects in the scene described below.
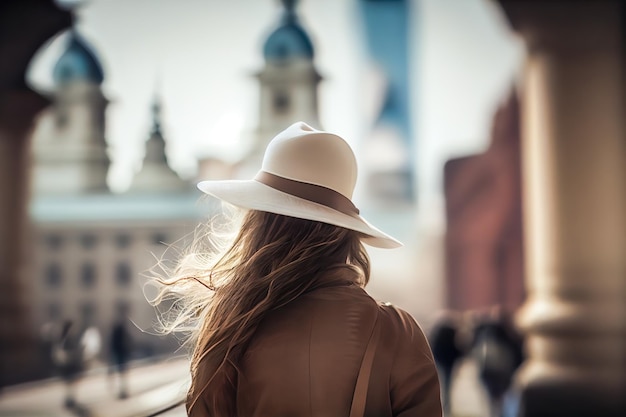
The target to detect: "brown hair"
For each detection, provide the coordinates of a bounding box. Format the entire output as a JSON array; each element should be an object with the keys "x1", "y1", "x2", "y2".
[{"x1": 149, "y1": 209, "x2": 370, "y2": 416}]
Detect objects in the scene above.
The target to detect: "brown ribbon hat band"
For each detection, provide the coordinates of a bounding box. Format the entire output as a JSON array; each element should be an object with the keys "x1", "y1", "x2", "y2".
[{"x1": 255, "y1": 171, "x2": 360, "y2": 217}]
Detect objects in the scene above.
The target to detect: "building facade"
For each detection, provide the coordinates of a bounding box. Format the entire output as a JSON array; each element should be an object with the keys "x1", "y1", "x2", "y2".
[{"x1": 28, "y1": 29, "x2": 202, "y2": 364}]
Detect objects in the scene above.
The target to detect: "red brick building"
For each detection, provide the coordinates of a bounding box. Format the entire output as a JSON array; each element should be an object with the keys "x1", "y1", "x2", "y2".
[{"x1": 443, "y1": 88, "x2": 525, "y2": 313}]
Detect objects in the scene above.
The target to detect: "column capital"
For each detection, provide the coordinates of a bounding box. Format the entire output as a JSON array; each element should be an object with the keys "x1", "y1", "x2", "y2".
[{"x1": 0, "y1": 0, "x2": 72, "y2": 135}]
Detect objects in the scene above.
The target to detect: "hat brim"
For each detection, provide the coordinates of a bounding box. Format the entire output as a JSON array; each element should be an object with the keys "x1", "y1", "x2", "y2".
[{"x1": 197, "y1": 179, "x2": 402, "y2": 249}]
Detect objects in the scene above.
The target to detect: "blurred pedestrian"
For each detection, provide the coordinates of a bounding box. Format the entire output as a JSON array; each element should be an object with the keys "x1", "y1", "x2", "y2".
[
  {"x1": 429, "y1": 310, "x2": 468, "y2": 416},
  {"x1": 52, "y1": 320, "x2": 85, "y2": 408},
  {"x1": 109, "y1": 318, "x2": 133, "y2": 399},
  {"x1": 39, "y1": 320, "x2": 60, "y2": 376},
  {"x1": 81, "y1": 322, "x2": 102, "y2": 365},
  {"x1": 148, "y1": 122, "x2": 443, "y2": 417},
  {"x1": 471, "y1": 306, "x2": 524, "y2": 417},
  {"x1": 51, "y1": 319, "x2": 102, "y2": 409}
]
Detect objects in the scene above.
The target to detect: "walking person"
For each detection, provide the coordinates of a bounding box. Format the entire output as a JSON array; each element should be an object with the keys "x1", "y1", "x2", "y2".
[
  {"x1": 52, "y1": 320, "x2": 85, "y2": 408},
  {"x1": 429, "y1": 311, "x2": 467, "y2": 416},
  {"x1": 110, "y1": 317, "x2": 133, "y2": 399},
  {"x1": 149, "y1": 122, "x2": 442, "y2": 417},
  {"x1": 471, "y1": 307, "x2": 524, "y2": 417}
]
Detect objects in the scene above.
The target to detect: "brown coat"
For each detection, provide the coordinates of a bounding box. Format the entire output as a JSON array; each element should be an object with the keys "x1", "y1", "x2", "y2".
[{"x1": 235, "y1": 279, "x2": 442, "y2": 417}]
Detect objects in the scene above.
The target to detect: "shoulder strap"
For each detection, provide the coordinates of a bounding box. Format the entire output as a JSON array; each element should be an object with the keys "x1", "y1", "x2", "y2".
[{"x1": 350, "y1": 311, "x2": 381, "y2": 417}]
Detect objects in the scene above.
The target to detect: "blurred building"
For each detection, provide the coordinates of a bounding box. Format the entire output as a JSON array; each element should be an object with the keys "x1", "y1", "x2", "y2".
[
  {"x1": 443, "y1": 88, "x2": 525, "y2": 313},
  {"x1": 27, "y1": 28, "x2": 203, "y2": 364},
  {"x1": 198, "y1": 0, "x2": 321, "y2": 180},
  {"x1": 358, "y1": 0, "x2": 414, "y2": 204}
]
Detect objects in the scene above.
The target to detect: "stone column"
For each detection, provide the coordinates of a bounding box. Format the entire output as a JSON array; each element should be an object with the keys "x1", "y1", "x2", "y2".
[
  {"x1": 0, "y1": 0, "x2": 72, "y2": 385},
  {"x1": 498, "y1": 1, "x2": 626, "y2": 416},
  {"x1": 0, "y1": 91, "x2": 59, "y2": 386},
  {"x1": 0, "y1": 91, "x2": 49, "y2": 385}
]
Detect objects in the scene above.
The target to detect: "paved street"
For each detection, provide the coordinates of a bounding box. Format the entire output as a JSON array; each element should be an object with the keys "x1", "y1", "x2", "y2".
[
  {"x1": 0, "y1": 358, "x2": 190, "y2": 417},
  {"x1": 0, "y1": 356, "x2": 488, "y2": 417},
  {"x1": 449, "y1": 358, "x2": 489, "y2": 417}
]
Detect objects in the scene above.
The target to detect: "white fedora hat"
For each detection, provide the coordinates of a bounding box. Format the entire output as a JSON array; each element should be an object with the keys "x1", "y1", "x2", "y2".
[{"x1": 197, "y1": 121, "x2": 402, "y2": 249}]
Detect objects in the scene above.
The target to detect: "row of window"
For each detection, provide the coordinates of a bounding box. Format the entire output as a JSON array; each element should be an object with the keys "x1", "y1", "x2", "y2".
[
  {"x1": 46, "y1": 300, "x2": 130, "y2": 321},
  {"x1": 44, "y1": 232, "x2": 169, "y2": 251},
  {"x1": 45, "y1": 262, "x2": 132, "y2": 289}
]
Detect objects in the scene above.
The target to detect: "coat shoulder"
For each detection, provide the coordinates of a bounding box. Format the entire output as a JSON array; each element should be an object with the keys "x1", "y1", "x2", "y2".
[{"x1": 377, "y1": 302, "x2": 433, "y2": 357}]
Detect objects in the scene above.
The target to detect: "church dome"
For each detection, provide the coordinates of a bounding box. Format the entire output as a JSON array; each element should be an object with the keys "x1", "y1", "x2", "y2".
[
  {"x1": 263, "y1": 0, "x2": 314, "y2": 61},
  {"x1": 53, "y1": 31, "x2": 104, "y2": 85}
]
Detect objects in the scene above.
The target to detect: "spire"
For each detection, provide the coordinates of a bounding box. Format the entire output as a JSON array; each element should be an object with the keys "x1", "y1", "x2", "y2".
[
  {"x1": 129, "y1": 92, "x2": 189, "y2": 193},
  {"x1": 282, "y1": 0, "x2": 296, "y2": 11},
  {"x1": 151, "y1": 94, "x2": 162, "y2": 136},
  {"x1": 144, "y1": 94, "x2": 167, "y2": 164},
  {"x1": 281, "y1": 0, "x2": 298, "y2": 23}
]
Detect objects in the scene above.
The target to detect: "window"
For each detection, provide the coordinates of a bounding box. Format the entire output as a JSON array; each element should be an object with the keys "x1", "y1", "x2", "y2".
[
  {"x1": 273, "y1": 91, "x2": 290, "y2": 114},
  {"x1": 81, "y1": 263, "x2": 96, "y2": 288},
  {"x1": 80, "y1": 303, "x2": 96, "y2": 323},
  {"x1": 115, "y1": 234, "x2": 131, "y2": 249},
  {"x1": 44, "y1": 234, "x2": 63, "y2": 251},
  {"x1": 115, "y1": 300, "x2": 130, "y2": 316},
  {"x1": 116, "y1": 262, "x2": 131, "y2": 287},
  {"x1": 45, "y1": 264, "x2": 62, "y2": 288},
  {"x1": 80, "y1": 234, "x2": 97, "y2": 250},
  {"x1": 47, "y1": 303, "x2": 62, "y2": 320}
]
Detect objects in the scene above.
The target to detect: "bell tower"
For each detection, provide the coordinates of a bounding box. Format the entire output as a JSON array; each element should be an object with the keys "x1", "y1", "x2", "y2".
[
  {"x1": 129, "y1": 94, "x2": 189, "y2": 193},
  {"x1": 32, "y1": 29, "x2": 110, "y2": 195},
  {"x1": 250, "y1": 0, "x2": 321, "y2": 167}
]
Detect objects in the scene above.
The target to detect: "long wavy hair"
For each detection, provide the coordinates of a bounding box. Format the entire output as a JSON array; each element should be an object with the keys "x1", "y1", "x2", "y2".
[{"x1": 148, "y1": 208, "x2": 371, "y2": 416}]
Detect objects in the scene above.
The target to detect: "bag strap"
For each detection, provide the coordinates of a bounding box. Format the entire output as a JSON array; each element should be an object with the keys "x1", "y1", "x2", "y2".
[{"x1": 349, "y1": 311, "x2": 381, "y2": 417}]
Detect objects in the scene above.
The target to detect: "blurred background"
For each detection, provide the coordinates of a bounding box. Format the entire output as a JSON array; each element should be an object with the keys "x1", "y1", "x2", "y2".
[{"x1": 0, "y1": 0, "x2": 624, "y2": 416}]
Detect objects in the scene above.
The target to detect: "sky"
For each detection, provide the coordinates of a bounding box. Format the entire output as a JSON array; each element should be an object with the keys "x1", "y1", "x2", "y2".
[{"x1": 28, "y1": 0, "x2": 523, "y2": 210}]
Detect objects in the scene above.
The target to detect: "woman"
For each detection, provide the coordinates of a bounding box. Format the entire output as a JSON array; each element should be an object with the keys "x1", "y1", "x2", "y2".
[{"x1": 151, "y1": 122, "x2": 442, "y2": 417}]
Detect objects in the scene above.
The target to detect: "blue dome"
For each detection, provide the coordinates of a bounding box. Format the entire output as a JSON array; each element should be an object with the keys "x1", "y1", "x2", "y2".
[
  {"x1": 263, "y1": 7, "x2": 314, "y2": 61},
  {"x1": 53, "y1": 31, "x2": 104, "y2": 85}
]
